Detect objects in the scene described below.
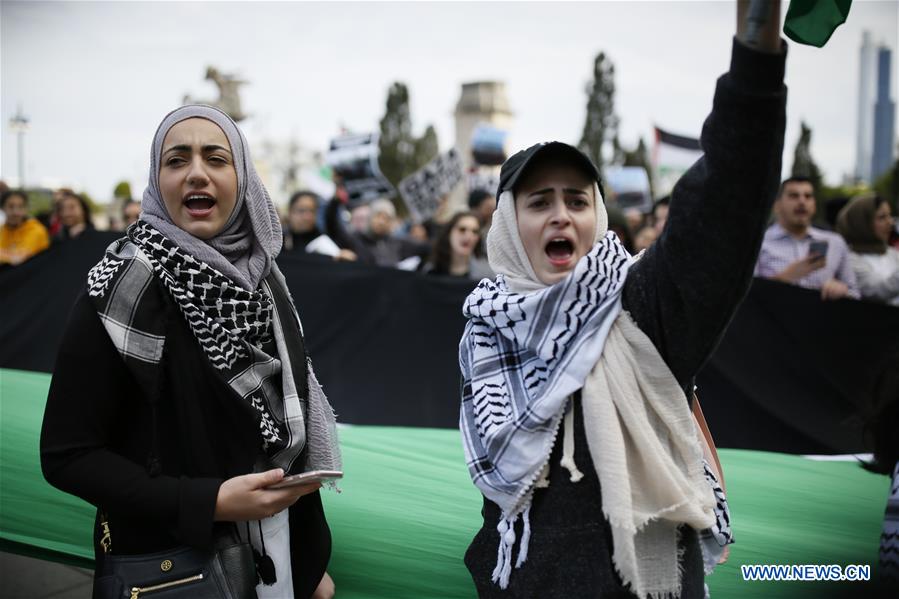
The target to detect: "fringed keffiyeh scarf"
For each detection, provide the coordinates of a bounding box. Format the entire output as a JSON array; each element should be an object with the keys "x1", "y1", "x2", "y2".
[
  {"x1": 882, "y1": 462, "x2": 899, "y2": 584},
  {"x1": 460, "y1": 232, "x2": 719, "y2": 598},
  {"x1": 87, "y1": 220, "x2": 341, "y2": 475}
]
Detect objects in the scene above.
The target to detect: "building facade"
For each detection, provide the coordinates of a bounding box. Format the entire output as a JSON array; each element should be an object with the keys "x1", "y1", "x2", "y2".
[{"x1": 450, "y1": 82, "x2": 513, "y2": 210}]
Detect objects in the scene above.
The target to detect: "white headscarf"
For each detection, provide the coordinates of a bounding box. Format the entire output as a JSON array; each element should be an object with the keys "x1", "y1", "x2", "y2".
[{"x1": 485, "y1": 183, "x2": 608, "y2": 293}]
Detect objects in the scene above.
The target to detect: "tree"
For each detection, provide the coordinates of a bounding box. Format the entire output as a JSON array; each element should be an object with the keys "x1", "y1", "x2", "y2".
[
  {"x1": 578, "y1": 52, "x2": 619, "y2": 172},
  {"x1": 414, "y1": 125, "x2": 439, "y2": 171},
  {"x1": 611, "y1": 135, "x2": 625, "y2": 167},
  {"x1": 80, "y1": 190, "x2": 100, "y2": 215},
  {"x1": 790, "y1": 121, "x2": 823, "y2": 192},
  {"x1": 622, "y1": 138, "x2": 650, "y2": 170},
  {"x1": 26, "y1": 190, "x2": 53, "y2": 218},
  {"x1": 113, "y1": 180, "x2": 132, "y2": 201},
  {"x1": 873, "y1": 157, "x2": 899, "y2": 208},
  {"x1": 378, "y1": 82, "x2": 439, "y2": 190},
  {"x1": 622, "y1": 137, "x2": 654, "y2": 199}
]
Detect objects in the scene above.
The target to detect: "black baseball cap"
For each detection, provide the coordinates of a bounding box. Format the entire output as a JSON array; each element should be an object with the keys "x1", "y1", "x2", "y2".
[{"x1": 497, "y1": 141, "x2": 602, "y2": 199}]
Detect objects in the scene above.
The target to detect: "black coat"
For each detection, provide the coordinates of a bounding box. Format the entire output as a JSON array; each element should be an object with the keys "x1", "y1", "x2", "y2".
[{"x1": 40, "y1": 280, "x2": 331, "y2": 598}]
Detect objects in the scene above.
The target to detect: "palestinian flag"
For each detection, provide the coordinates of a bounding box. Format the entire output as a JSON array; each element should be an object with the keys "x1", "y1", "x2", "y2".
[{"x1": 652, "y1": 125, "x2": 703, "y2": 198}]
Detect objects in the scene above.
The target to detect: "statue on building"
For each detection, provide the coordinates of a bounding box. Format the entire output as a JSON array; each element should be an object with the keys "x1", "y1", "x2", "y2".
[{"x1": 183, "y1": 67, "x2": 248, "y2": 121}]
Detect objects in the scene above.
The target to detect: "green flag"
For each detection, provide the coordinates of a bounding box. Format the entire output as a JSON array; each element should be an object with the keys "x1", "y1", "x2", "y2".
[{"x1": 783, "y1": 0, "x2": 852, "y2": 48}]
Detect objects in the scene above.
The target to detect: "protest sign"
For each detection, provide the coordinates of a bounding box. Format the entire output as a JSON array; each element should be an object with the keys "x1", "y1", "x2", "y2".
[
  {"x1": 398, "y1": 149, "x2": 463, "y2": 222},
  {"x1": 466, "y1": 169, "x2": 500, "y2": 198},
  {"x1": 327, "y1": 132, "x2": 394, "y2": 206},
  {"x1": 605, "y1": 166, "x2": 652, "y2": 214}
]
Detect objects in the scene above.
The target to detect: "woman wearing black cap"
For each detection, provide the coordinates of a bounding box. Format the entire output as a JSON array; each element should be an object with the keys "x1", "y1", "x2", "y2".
[{"x1": 459, "y1": 1, "x2": 786, "y2": 597}]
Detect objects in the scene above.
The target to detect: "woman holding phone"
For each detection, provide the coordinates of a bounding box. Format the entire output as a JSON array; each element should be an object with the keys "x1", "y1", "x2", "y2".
[
  {"x1": 459, "y1": 2, "x2": 786, "y2": 596},
  {"x1": 41, "y1": 105, "x2": 341, "y2": 599}
]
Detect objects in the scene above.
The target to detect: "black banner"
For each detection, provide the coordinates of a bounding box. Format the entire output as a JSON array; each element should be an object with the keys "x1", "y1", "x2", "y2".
[
  {"x1": 697, "y1": 277, "x2": 899, "y2": 454},
  {"x1": 2, "y1": 233, "x2": 897, "y2": 453}
]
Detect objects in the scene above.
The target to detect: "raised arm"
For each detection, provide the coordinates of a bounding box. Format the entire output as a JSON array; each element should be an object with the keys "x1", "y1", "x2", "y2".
[{"x1": 622, "y1": 0, "x2": 787, "y2": 389}]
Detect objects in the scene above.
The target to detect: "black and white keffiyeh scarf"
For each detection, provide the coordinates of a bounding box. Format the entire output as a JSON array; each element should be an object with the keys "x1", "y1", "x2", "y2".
[
  {"x1": 87, "y1": 221, "x2": 340, "y2": 476},
  {"x1": 460, "y1": 234, "x2": 629, "y2": 585},
  {"x1": 460, "y1": 234, "x2": 629, "y2": 508},
  {"x1": 464, "y1": 190, "x2": 725, "y2": 597}
]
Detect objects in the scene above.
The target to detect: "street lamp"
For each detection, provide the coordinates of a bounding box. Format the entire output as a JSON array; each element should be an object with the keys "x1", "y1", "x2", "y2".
[{"x1": 9, "y1": 105, "x2": 30, "y2": 188}]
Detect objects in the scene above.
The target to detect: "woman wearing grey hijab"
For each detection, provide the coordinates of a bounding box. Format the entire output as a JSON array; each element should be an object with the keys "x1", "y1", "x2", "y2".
[{"x1": 41, "y1": 105, "x2": 341, "y2": 599}]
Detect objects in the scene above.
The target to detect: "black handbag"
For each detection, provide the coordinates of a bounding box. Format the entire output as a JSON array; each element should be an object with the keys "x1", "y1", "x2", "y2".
[
  {"x1": 91, "y1": 311, "x2": 263, "y2": 599},
  {"x1": 93, "y1": 518, "x2": 258, "y2": 599}
]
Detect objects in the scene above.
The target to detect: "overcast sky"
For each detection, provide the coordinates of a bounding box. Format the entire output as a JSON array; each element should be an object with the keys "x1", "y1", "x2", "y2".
[{"x1": 2, "y1": 0, "x2": 897, "y2": 203}]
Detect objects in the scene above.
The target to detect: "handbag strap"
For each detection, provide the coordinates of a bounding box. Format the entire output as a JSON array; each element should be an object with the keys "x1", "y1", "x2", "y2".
[{"x1": 692, "y1": 393, "x2": 725, "y2": 492}]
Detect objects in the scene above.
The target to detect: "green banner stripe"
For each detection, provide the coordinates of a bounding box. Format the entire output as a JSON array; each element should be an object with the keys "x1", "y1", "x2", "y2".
[{"x1": 0, "y1": 368, "x2": 888, "y2": 597}]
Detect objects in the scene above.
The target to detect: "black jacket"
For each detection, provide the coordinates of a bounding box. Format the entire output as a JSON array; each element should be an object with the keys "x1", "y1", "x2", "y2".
[{"x1": 40, "y1": 280, "x2": 331, "y2": 598}]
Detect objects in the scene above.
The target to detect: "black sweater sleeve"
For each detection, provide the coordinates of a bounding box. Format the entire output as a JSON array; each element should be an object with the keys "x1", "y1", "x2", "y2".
[
  {"x1": 40, "y1": 292, "x2": 222, "y2": 547},
  {"x1": 622, "y1": 38, "x2": 787, "y2": 390}
]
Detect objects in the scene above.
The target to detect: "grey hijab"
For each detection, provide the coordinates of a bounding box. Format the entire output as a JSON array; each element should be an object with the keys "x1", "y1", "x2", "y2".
[{"x1": 140, "y1": 104, "x2": 282, "y2": 290}]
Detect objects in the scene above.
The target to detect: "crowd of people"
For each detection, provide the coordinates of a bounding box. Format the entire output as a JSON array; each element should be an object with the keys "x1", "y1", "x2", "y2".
[
  {"x1": 0, "y1": 178, "x2": 502, "y2": 282},
  {"x1": 3, "y1": 174, "x2": 898, "y2": 308},
  {"x1": 0, "y1": 186, "x2": 98, "y2": 266},
  {"x1": 8, "y1": 1, "x2": 899, "y2": 596},
  {"x1": 601, "y1": 177, "x2": 899, "y2": 307}
]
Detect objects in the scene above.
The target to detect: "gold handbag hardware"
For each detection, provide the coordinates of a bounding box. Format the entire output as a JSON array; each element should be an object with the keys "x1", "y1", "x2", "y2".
[
  {"x1": 99, "y1": 512, "x2": 112, "y2": 554},
  {"x1": 129, "y1": 573, "x2": 204, "y2": 598}
]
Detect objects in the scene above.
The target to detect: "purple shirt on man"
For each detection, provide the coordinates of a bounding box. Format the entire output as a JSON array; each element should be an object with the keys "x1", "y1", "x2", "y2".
[{"x1": 754, "y1": 222, "x2": 860, "y2": 297}]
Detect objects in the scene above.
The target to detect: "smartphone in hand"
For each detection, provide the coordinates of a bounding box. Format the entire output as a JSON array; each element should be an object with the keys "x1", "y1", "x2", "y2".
[
  {"x1": 267, "y1": 470, "x2": 343, "y2": 490},
  {"x1": 808, "y1": 240, "x2": 828, "y2": 260}
]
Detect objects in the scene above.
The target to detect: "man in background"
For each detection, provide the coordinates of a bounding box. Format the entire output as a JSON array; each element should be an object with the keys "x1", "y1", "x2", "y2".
[{"x1": 754, "y1": 176, "x2": 859, "y2": 300}]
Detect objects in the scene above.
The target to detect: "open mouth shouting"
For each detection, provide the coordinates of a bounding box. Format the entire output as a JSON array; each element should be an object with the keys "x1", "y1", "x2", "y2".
[
  {"x1": 545, "y1": 236, "x2": 576, "y2": 268},
  {"x1": 183, "y1": 192, "x2": 217, "y2": 218}
]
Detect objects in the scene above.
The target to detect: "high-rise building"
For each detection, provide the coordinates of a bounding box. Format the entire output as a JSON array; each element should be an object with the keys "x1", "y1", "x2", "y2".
[
  {"x1": 871, "y1": 46, "x2": 896, "y2": 182},
  {"x1": 855, "y1": 31, "x2": 876, "y2": 183}
]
